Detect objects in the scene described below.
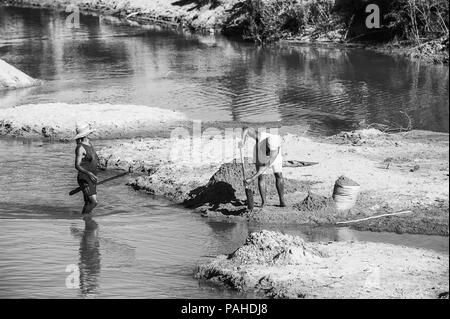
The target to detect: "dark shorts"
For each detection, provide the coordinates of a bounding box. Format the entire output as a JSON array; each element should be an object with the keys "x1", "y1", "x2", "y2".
[{"x1": 77, "y1": 175, "x2": 97, "y2": 202}]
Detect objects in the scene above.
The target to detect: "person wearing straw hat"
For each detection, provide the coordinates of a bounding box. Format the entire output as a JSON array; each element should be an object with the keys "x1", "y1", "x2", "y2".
[{"x1": 74, "y1": 122, "x2": 99, "y2": 215}]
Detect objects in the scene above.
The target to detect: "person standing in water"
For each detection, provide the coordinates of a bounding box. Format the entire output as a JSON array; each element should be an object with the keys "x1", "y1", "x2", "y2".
[
  {"x1": 239, "y1": 126, "x2": 286, "y2": 208},
  {"x1": 74, "y1": 122, "x2": 99, "y2": 215}
]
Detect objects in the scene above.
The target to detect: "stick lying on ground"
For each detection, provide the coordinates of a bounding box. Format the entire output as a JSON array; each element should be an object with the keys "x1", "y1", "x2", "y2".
[
  {"x1": 336, "y1": 210, "x2": 413, "y2": 225},
  {"x1": 69, "y1": 171, "x2": 129, "y2": 196},
  {"x1": 283, "y1": 160, "x2": 319, "y2": 168}
]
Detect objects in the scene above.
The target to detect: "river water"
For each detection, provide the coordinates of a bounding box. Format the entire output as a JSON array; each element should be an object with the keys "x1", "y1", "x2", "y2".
[
  {"x1": 0, "y1": 6, "x2": 449, "y2": 298},
  {"x1": 1, "y1": 6, "x2": 448, "y2": 134}
]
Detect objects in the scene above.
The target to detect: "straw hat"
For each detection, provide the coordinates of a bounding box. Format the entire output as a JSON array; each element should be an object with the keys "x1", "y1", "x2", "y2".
[{"x1": 74, "y1": 122, "x2": 94, "y2": 140}]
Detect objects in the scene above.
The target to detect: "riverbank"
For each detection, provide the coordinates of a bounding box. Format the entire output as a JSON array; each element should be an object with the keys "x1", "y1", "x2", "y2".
[
  {"x1": 0, "y1": 0, "x2": 239, "y2": 31},
  {"x1": 282, "y1": 36, "x2": 450, "y2": 65},
  {"x1": 1, "y1": 103, "x2": 446, "y2": 236},
  {"x1": 1, "y1": 0, "x2": 448, "y2": 64},
  {"x1": 0, "y1": 103, "x2": 187, "y2": 140},
  {"x1": 95, "y1": 127, "x2": 449, "y2": 236},
  {"x1": 196, "y1": 230, "x2": 449, "y2": 298},
  {"x1": 0, "y1": 58, "x2": 39, "y2": 90}
]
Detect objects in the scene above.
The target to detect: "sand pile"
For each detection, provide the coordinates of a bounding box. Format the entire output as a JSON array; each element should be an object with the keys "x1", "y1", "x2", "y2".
[
  {"x1": 184, "y1": 161, "x2": 311, "y2": 208},
  {"x1": 229, "y1": 230, "x2": 327, "y2": 266},
  {"x1": 294, "y1": 192, "x2": 336, "y2": 212},
  {"x1": 196, "y1": 230, "x2": 449, "y2": 298},
  {"x1": 0, "y1": 103, "x2": 187, "y2": 139},
  {"x1": 335, "y1": 175, "x2": 360, "y2": 187},
  {"x1": 0, "y1": 58, "x2": 39, "y2": 90},
  {"x1": 330, "y1": 129, "x2": 385, "y2": 145}
]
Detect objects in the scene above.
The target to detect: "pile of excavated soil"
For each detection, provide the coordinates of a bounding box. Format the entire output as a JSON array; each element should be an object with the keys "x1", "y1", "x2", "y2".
[
  {"x1": 0, "y1": 103, "x2": 187, "y2": 139},
  {"x1": 0, "y1": 58, "x2": 39, "y2": 90},
  {"x1": 228, "y1": 230, "x2": 327, "y2": 266},
  {"x1": 293, "y1": 192, "x2": 336, "y2": 212},
  {"x1": 335, "y1": 175, "x2": 360, "y2": 187},
  {"x1": 196, "y1": 230, "x2": 449, "y2": 298},
  {"x1": 328, "y1": 129, "x2": 388, "y2": 146},
  {"x1": 184, "y1": 162, "x2": 312, "y2": 209}
]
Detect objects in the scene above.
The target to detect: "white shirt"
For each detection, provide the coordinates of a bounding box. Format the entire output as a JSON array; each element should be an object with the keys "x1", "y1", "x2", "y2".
[{"x1": 254, "y1": 132, "x2": 282, "y2": 165}]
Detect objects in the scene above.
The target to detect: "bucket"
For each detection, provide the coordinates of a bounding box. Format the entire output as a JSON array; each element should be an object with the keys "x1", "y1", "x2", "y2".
[{"x1": 332, "y1": 176, "x2": 360, "y2": 211}]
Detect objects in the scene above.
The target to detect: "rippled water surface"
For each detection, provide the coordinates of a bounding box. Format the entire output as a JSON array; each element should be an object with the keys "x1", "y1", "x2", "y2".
[{"x1": 0, "y1": 6, "x2": 448, "y2": 134}]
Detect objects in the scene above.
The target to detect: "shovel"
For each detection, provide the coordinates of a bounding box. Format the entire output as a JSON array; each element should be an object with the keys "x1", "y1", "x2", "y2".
[
  {"x1": 69, "y1": 171, "x2": 129, "y2": 196},
  {"x1": 239, "y1": 146, "x2": 254, "y2": 211}
]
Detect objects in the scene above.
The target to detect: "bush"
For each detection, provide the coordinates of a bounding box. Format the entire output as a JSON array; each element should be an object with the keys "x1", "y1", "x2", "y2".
[
  {"x1": 385, "y1": 0, "x2": 449, "y2": 43},
  {"x1": 223, "y1": 0, "x2": 449, "y2": 44},
  {"x1": 335, "y1": 0, "x2": 449, "y2": 43},
  {"x1": 223, "y1": 0, "x2": 335, "y2": 43}
]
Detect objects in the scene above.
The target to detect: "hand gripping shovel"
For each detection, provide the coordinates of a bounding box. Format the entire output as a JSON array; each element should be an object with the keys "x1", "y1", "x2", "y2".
[
  {"x1": 239, "y1": 146, "x2": 254, "y2": 211},
  {"x1": 69, "y1": 171, "x2": 129, "y2": 196}
]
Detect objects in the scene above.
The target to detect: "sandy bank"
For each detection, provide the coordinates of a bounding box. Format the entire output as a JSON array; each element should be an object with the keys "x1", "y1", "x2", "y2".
[
  {"x1": 196, "y1": 230, "x2": 449, "y2": 298},
  {"x1": 0, "y1": 58, "x2": 39, "y2": 90},
  {"x1": 97, "y1": 128, "x2": 449, "y2": 236},
  {"x1": 0, "y1": 103, "x2": 187, "y2": 140}
]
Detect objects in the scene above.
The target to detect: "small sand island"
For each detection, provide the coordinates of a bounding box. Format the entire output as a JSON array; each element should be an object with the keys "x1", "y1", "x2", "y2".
[
  {"x1": 0, "y1": 103, "x2": 187, "y2": 140},
  {"x1": 0, "y1": 58, "x2": 39, "y2": 90}
]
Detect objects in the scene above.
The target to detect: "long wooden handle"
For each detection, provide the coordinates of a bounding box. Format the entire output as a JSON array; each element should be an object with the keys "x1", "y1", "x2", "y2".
[
  {"x1": 239, "y1": 147, "x2": 247, "y2": 182},
  {"x1": 69, "y1": 171, "x2": 129, "y2": 196}
]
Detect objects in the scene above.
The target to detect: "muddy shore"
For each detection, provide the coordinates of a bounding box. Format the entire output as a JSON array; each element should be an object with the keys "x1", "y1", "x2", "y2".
[
  {"x1": 196, "y1": 230, "x2": 449, "y2": 298},
  {"x1": 95, "y1": 128, "x2": 449, "y2": 236}
]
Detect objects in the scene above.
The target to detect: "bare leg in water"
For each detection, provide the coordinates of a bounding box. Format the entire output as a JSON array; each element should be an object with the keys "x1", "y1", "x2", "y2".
[
  {"x1": 82, "y1": 195, "x2": 98, "y2": 215},
  {"x1": 275, "y1": 172, "x2": 286, "y2": 207},
  {"x1": 258, "y1": 175, "x2": 267, "y2": 208}
]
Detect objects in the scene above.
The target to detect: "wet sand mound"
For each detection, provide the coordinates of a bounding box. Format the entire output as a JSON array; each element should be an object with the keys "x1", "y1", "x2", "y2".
[
  {"x1": 294, "y1": 193, "x2": 336, "y2": 212},
  {"x1": 0, "y1": 103, "x2": 187, "y2": 139},
  {"x1": 0, "y1": 58, "x2": 39, "y2": 90},
  {"x1": 228, "y1": 231, "x2": 327, "y2": 266},
  {"x1": 196, "y1": 230, "x2": 449, "y2": 298},
  {"x1": 184, "y1": 162, "x2": 312, "y2": 209}
]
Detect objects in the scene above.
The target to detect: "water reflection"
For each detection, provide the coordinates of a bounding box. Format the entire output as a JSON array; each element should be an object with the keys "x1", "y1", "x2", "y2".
[
  {"x1": 0, "y1": 6, "x2": 448, "y2": 134},
  {"x1": 71, "y1": 216, "x2": 101, "y2": 297}
]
